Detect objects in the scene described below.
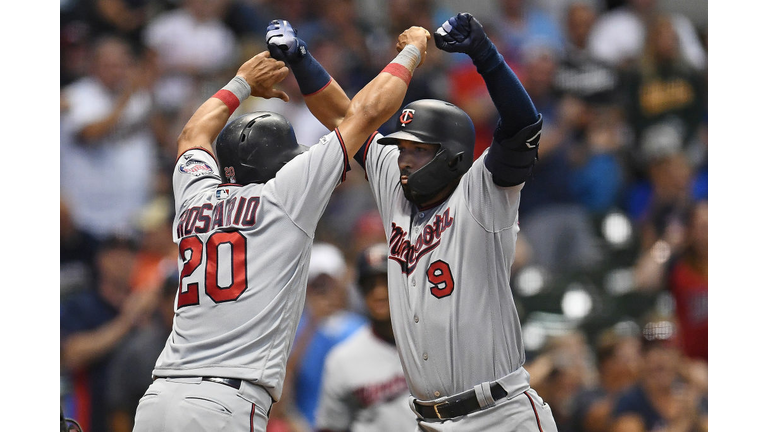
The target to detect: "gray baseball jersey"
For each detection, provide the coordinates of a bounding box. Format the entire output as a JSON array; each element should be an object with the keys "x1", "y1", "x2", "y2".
[
  {"x1": 315, "y1": 325, "x2": 415, "y2": 432},
  {"x1": 152, "y1": 129, "x2": 349, "y2": 402},
  {"x1": 357, "y1": 135, "x2": 526, "y2": 402}
]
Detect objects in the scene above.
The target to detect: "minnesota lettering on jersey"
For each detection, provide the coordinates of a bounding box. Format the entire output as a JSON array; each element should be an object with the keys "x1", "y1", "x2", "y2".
[
  {"x1": 176, "y1": 194, "x2": 260, "y2": 237},
  {"x1": 389, "y1": 208, "x2": 453, "y2": 275},
  {"x1": 351, "y1": 375, "x2": 409, "y2": 407}
]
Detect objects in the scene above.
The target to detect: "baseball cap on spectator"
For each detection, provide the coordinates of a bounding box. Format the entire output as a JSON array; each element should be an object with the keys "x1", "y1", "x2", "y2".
[{"x1": 308, "y1": 243, "x2": 347, "y2": 281}]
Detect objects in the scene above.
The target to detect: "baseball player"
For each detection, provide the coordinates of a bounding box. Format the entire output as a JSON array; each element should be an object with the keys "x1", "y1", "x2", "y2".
[
  {"x1": 281, "y1": 12, "x2": 559, "y2": 431},
  {"x1": 315, "y1": 243, "x2": 416, "y2": 432},
  {"x1": 132, "y1": 25, "x2": 432, "y2": 432}
]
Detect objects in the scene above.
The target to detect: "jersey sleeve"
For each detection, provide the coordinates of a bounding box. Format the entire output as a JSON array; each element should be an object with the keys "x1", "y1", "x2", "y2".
[
  {"x1": 172, "y1": 148, "x2": 221, "y2": 215},
  {"x1": 463, "y1": 147, "x2": 524, "y2": 233},
  {"x1": 268, "y1": 129, "x2": 349, "y2": 234},
  {"x1": 354, "y1": 133, "x2": 402, "y2": 236},
  {"x1": 315, "y1": 347, "x2": 356, "y2": 431}
]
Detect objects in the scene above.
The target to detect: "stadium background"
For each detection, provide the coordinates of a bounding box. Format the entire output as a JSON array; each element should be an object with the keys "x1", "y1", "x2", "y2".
[{"x1": 51, "y1": 0, "x2": 720, "y2": 431}]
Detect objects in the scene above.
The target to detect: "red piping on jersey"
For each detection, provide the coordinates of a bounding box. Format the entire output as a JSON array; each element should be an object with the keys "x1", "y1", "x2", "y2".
[
  {"x1": 175, "y1": 146, "x2": 217, "y2": 166},
  {"x1": 362, "y1": 132, "x2": 378, "y2": 180},
  {"x1": 250, "y1": 403, "x2": 255, "y2": 432},
  {"x1": 334, "y1": 128, "x2": 349, "y2": 183},
  {"x1": 524, "y1": 391, "x2": 544, "y2": 431}
]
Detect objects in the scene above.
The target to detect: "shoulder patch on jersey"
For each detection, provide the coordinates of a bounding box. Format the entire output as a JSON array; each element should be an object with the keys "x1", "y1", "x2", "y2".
[{"x1": 179, "y1": 159, "x2": 214, "y2": 176}]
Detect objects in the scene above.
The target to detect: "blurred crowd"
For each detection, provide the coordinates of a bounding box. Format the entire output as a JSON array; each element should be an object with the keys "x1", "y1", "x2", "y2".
[{"x1": 60, "y1": 0, "x2": 707, "y2": 431}]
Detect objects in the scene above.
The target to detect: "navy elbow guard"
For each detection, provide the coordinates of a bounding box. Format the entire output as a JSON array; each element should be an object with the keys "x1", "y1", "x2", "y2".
[{"x1": 484, "y1": 114, "x2": 543, "y2": 187}]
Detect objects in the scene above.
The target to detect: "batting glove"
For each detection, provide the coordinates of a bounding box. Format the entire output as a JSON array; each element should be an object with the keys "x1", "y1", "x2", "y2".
[
  {"x1": 434, "y1": 13, "x2": 493, "y2": 58},
  {"x1": 266, "y1": 19, "x2": 307, "y2": 64}
]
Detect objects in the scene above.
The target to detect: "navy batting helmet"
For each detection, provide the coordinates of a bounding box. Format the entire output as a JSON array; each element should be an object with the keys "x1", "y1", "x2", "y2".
[
  {"x1": 214, "y1": 111, "x2": 308, "y2": 184},
  {"x1": 356, "y1": 243, "x2": 389, "y2": 293},
  {"x1": 378, "y1": 99, "x2": 475, "y2": 201}
]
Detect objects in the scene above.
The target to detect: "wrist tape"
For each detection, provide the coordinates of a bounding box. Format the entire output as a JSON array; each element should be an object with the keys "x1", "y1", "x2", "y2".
[
  {"x1": 213, "y1": 76, "x2": 251, "y2": 115},
  {"x1": 382, "y1": 44, "x2": 421, "y2": 84}
]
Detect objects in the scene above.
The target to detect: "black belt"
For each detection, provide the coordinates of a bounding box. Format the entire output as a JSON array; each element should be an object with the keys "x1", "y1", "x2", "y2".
[
  {"x1": 413, "y1": 382, "x2": 507, "y2": 420},
  {"x1": 202, "y1": 377, "x2": 242, "y2": 390},
  {"x1": 155, "y1": 376, "x2": 242, "y2": 390}
]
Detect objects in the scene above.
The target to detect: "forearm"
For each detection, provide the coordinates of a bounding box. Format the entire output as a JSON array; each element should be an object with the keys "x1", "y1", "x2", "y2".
[
  {"x1": 176, "y1": 76, "x2": 251, "y2": 157},
  {"x1": 303, "y1": 77, "x2": 350, "y2": 131},
  {"x1": 61, "y1": 317, "x2": 133, "y2": 371},
  {"x1": 337, "y1": 45, "x2": 421, "y2": 155},
  {"x1": 176, "y1": 98, "x2": 231, "y2": 157}
]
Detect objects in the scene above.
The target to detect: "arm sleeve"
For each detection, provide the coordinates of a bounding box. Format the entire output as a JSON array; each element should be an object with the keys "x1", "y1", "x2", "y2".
[{"x1": 474, "y1": 45, "x2": 542, "y2": 186}]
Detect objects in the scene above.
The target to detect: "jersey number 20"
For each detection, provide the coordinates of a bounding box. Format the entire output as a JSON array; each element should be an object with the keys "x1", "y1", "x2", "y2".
[{"x1": 177, "y1": 232, "x2": 248, "y2": 308}]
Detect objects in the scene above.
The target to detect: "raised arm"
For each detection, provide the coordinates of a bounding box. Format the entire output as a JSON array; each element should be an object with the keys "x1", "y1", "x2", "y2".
[
  {"x1": 176, "y1": 51, "x2": 290, "y2": 158},
  {"x1": 335, "y1": 27, "x2": 430, "y2": 155},
  {"x1": 435, "y1": 13, "x2": 541, "y2": 186},
  {"x1": 268, "y1": 21, "x2": 430, "y2": 156},
  {"x1": 266, "y1": 20, "x2": 350, "y2": 130}
]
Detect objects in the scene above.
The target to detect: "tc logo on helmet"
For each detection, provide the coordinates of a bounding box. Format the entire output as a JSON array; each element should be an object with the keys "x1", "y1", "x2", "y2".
[{"x1": 399, "y1": 109, "x2": 415, "y2": 126}]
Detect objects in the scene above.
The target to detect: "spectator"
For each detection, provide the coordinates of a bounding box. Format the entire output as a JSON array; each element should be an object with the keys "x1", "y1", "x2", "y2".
[
  {"x1": 570, "y1": 327, "x2": 642, "y2": 432},
  {"x1": 496, "y1": 0, "x2": 565, "y2": 67},
  {"x1": 141, "y1": 0, "x2": 238, "y2": 117},
  {"x1": 554, "y1": 1, "x2": 619, "y2": 106},
  {"x1": 514, "y1": 44, "x2": 604, "y2": 274},
  {"x1": 587, "y1": 0, "x2": 706, "y2": 71},
  {"x1": 105, "y1": 270, "x2": 178, "y2": 432},
  {"x1": 527, "y1": 331, "x2": 599, "y2": 431},
  {"x1": 60, "y1": 35, "x2": 159, "y2": 241},
  {"x1": 666, "y1": 200, "x2": 707, "y2": 362},
  {"x1": 633, "y1": 200, "x2": 707, "y2": 363},
  {"x1": 280, "y1": 243, "x2": 366, "y2": 428},
  {"x1": 60, "y1": 198, "x2": 99, "y2": 299},
  {"x1": 619, "y1": 14, "x2": 707, "y2": 172},
  {"x1": 626, "y1": 123, "x2": 694, "y2": 252},
  {"x1": 611, "y1": 319, "x2": 707, "y2": 432},
  {"x1": 60, "y1": 235, "x2": 158, "y2": 432},
  {"x1": 315, "y1": 243, "x2": 415, "y2": 432},
  {"x1": 129, "y1": 195, "x2": 177, "y2": 293}
]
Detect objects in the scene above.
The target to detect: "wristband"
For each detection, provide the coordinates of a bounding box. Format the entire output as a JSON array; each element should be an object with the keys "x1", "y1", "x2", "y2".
[
  {"x1": 382, "y1": 44, "x2": 421, "y2": 84},
  {"x1": 213, "y1": 76, "x2": 251, "y2": 115}
]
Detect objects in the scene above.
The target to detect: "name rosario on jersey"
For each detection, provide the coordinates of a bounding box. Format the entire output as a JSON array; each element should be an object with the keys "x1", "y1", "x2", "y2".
[
  {"x1": 389, "y1": 208, "x2": 453, "y2": 275},
  {"x1": 176, "y1": 195, "x2": 260, "y2": 237}
]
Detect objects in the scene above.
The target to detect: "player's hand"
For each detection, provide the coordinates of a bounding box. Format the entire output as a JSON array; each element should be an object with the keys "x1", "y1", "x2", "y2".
[
  {"x1": 236, "y1": 51, "x2": 290, "y2": 102},
  {"x1": 396, "y1": 26, "x2": 431, "y2": 67},
  {"x1": 434, "y1": 12, "x2": 491, "y2": 58},
  {"x1": 266, "y1": 19, "x2": 307, "y2": 64}
]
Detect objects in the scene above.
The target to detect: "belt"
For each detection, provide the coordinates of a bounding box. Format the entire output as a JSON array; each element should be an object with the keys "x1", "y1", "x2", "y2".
[
  {"x1": 202, "y1": 377, "x2": 242, "y2": 390},
  {"x1": 413, "y1": 382, "x2": 508, "y2": 420},
  {"x1": 155, "y1": 376, "x2": 242, "y2": 390}
]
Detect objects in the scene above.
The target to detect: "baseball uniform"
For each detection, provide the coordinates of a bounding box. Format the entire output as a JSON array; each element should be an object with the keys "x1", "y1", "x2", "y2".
[
  {"x1": 354, "y1": 129, "x2": 558, "y2": 431},
  {"x1": 315, "y1": 325, "x2": 415, "y2": 432},
  {"x1": 133, "y1": 129, "x2": 349, "y2": 432}
]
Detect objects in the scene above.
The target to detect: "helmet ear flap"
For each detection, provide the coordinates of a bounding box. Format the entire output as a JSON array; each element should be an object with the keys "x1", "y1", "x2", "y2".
[{"x1": 448, "y1": 152, "x2": 464, "y2": 169}]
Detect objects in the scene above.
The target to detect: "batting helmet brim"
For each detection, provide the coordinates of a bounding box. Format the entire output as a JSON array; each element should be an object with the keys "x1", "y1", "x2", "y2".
[{"x1": 378, "y1": 131, "x2": 439, "y2": 146}]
